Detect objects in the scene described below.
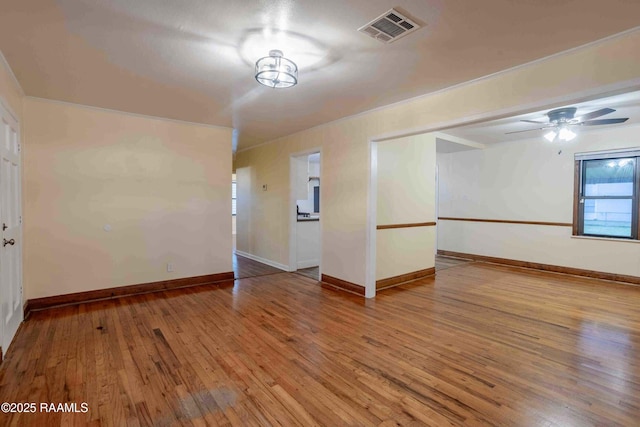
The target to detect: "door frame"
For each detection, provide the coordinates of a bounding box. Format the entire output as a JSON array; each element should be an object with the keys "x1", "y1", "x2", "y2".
[{"x1": 365, "y1": 141, "x2": 377, "y2": 298}]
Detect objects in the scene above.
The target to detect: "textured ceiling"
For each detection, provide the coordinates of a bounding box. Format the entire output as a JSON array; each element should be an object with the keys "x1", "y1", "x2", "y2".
[{"x1": 1, "y1": 0, "x2": 640, "y2": 151}]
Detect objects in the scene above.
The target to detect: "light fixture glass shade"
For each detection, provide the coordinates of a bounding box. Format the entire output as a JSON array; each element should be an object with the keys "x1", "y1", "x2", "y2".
[
  {"x1": 255, "y1": 50, "x2": 298, "y2": 88},
  {"x1": 558, "y1": 126, "x2": 576, "y2": 141},
  {"x1": 543, "y1": 130, "x2": 557, "y2": 142}
]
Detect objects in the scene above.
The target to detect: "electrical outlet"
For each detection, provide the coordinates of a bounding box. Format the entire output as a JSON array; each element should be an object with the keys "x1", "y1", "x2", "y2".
[{"x1": 167, "y1": 262, "x2": 173, "y2": 272}]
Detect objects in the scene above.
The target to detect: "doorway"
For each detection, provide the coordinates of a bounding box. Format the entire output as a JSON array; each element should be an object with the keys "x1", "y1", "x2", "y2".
[
  {"x1": 0, "y1": 101, "x2": 23, "y2": 353},
  {"x1": 289, "y1": 150, "x2": 321, "y2": 281},
  {"x1": 233, "y1": 167, "x2": 289, "y2": 279}
]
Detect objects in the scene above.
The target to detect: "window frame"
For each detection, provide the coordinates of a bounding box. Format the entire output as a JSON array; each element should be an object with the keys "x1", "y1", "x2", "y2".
[{"x1": 573, "y1": 149, "x2": 640, "y2": 240}]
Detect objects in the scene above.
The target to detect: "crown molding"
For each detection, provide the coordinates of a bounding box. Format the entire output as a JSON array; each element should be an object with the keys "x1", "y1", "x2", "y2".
[
  {"x1": 0, "y1": 49, "x2": 25, "y2": 96},
  {"x1": 26, "y1": 96, "x2": 234, "y2": 133}
]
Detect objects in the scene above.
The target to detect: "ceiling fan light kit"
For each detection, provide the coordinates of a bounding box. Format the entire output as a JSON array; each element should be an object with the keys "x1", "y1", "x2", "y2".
[
  {"x1": 255, "y1": 50, "x2": 298, "y2": 89},
  {"x1": 506, "y1": 106, "x2": 629, "y2": 143},
  {"x1": 544, "y1": 126, "x2": 577, "y2": 143},
  {"x1": 558, "y1": 126, "x2": 576, "y2": 142},
  {"x1": 543, "y1": 130, "x2": 557, "y2": 142}
]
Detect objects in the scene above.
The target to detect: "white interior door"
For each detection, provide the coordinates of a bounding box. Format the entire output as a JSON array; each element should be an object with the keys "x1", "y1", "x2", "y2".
[{"x1": 0, "y1": 103, "x2": 22, "y2": 352}]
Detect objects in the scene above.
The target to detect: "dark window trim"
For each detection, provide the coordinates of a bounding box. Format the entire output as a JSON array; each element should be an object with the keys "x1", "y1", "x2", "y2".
[{"x1": 573, "y1": 150, "x2": 640, "y2": 240}]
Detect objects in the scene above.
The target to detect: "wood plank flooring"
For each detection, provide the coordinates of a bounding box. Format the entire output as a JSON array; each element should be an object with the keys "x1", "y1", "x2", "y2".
[
  {"x1": 435, "y1": 255, "x2": 472, "y2": 271},
  {"x1": 1, "y1": 262, "x2": 640, "y2": 426},
  {"x1": 233, "y1": 252, "x2": 285, "y2": 279},
  {"x1": 294, "y1": 267, "x2": 319, "y2": 281}
]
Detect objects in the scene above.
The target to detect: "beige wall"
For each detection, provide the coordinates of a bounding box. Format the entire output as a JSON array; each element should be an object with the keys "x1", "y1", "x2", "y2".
[
  {"x1": 234, "y1": 29, "x2": 640, "y2": 288},
  {"x1": 23, "y1": 98, "x2": 233, "y2": 299},
  {"x1": 437, "y1": 124, "x2": 640, "y2": 277},
  {"x1": 376, "y1": 134, "x2": 436, "y2": 281}
]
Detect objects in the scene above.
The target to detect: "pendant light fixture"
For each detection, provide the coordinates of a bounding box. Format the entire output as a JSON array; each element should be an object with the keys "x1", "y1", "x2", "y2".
[{"x1": 255, "y1": 50, "x2": 298, "y2": 88}]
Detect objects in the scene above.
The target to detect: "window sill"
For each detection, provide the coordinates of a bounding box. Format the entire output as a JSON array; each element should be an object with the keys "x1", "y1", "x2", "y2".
[{"x1": 571, "y1": 235, "x2": 640, "y2": 244}]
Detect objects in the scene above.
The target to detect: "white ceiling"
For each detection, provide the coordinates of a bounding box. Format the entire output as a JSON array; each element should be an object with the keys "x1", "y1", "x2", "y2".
[
  {"x1": 1, "y1": 1, "x2": 640, "y2": 151},
  {"x1": 443, "y1": 90, "x2": 640, "y2": 145}
]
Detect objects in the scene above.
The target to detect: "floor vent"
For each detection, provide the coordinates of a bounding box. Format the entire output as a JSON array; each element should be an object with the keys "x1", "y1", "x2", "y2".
[{"x1": 358, "y1": 9, "x2": 421, "y2": 44}]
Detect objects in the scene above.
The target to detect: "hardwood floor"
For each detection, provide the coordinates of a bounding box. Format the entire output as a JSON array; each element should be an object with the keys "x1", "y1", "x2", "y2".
[
  {"x1": 435, "y1": 254, "x2": 472, "y2": 271},
  {"x1": 233, "y1": 252, "x2": 285, "y2": 279},
  {"x1": 294, "y1": 266, "x2": 319, "y2": 281},
  {"x1": 1, "y1": 262, "x2": 640, "y2": 426}
]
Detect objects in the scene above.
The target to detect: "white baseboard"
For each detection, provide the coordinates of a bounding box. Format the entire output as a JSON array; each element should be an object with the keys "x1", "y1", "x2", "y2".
[
  {"x1": 297, "y1": 259, "x2": 319, "y2": 269},
  {"x1": 235, "y1": 250, "x2": 290, "y2": 272}
]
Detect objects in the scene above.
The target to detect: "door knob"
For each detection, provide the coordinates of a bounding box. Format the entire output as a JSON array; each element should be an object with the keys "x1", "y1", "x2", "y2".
[{"x1": 3, "y1": 238, "x2": 15, "y2": 247}]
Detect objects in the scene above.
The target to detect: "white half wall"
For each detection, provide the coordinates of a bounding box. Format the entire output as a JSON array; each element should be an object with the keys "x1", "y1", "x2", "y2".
[{"x1": 376, "y1": 134, "x2": 436, "y2": 281}]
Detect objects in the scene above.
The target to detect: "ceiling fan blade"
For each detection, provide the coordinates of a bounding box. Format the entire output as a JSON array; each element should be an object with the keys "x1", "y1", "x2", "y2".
[
  {"x1": 580, "y1": 118, "x2": 629, "y2": 126},
  {"x1": 520, "y1": 119, "x2": 547, "y2": 124},
  {"x1": 576, "y1": 107, "x2": 615, "y2": 122},
  {"x1": 505, "y1": 127, "x2": 548, "y2": 134}
]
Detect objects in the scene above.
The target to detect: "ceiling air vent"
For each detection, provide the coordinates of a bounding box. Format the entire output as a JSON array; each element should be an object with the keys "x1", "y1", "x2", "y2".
[{"x1": 358, "y1": 9, "x2": 421, "y2": 44}]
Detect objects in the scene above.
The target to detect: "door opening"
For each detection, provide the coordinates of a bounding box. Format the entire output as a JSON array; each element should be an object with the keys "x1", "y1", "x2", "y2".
[{"x1": 290, "y1": 150, "x2": 321, "y2": 281}]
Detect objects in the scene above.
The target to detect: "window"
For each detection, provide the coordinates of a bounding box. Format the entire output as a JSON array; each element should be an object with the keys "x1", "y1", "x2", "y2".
[
  {"x1": 575, "y1": 149, "x2": 640, "y2": 239},
  {"x1": 232, "y1": 174, "x2": 237, "y2": 216}
]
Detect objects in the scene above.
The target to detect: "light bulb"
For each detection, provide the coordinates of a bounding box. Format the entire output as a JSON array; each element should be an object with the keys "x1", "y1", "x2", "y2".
[
  {"x1": 543, "y1": 131, "x2": 557, "y2": 142},
  {"x1": 558, "y1": 127, "x2": 576, "y2": 141}
]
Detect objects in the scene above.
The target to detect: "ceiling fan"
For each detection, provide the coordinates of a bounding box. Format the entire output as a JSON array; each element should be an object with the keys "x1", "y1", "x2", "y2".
[{"x1": 506, "y1": 107, "x2": 629, "y2": 142}]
